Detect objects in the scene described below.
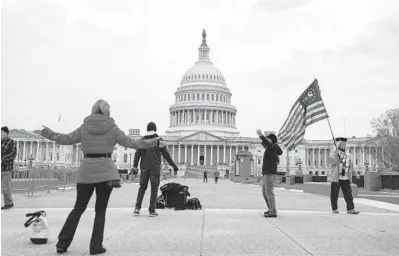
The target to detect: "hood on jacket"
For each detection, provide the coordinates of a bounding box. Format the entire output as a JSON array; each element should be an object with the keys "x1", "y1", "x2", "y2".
[
  {"x1": 142, "y1": 132, "x2": 159, "y2": 139},
  {"x1": 83, "y1": 114, "x2": 116, "y2": 135}
]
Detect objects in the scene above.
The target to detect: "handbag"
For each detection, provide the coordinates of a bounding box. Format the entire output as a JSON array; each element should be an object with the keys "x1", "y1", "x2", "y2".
[{"x1": 24, "y1": 210, "x2": 49, "y2": 244}]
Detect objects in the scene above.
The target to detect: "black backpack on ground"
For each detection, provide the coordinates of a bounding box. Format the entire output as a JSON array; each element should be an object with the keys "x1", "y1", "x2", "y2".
[
  {"x1": 186, "y1": 198, "x2": 202, "y2": 210},
  {"x1": 160, "y1": 182, "x2": 190, "y2": 197}
]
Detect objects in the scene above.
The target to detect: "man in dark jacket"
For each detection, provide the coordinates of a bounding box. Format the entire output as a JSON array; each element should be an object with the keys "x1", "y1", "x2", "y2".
[
  {"x1": 257, "y1": 129, "x2": 283, "y2": 217},
  {"x1": 133, "y1": 122, "x2": 178, "y2": 217},
  {"x1": 1, "y1": 126, "x2": 17, "y2": 210}
]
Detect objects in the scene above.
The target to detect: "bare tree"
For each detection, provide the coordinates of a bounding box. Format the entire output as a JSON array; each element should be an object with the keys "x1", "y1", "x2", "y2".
[{"x1": 369, "y1": 108, "x2": 399, "y2": 171}]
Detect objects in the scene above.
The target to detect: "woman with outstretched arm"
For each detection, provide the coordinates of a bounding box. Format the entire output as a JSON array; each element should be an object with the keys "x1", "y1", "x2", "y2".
[{"x1": 41, "y1": 99, "x2": 164, "y2": 255}]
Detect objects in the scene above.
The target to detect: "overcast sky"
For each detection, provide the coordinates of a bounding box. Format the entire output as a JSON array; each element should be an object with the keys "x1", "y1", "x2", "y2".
[{"x1": 2, "y1": 0, "x2": 398, "y2": 140}]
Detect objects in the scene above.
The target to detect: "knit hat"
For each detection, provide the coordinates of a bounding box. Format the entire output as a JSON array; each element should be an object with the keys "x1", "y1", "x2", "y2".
[
  {"x1": 266, "y1": 133, "x2": 278, "y2": 144},
  {"x1": 147, "y1": 122, "x2": 157, "y2": 132},
  {"x1": 1, "y1": 126, "x2": 9, "y2": 134},
  {"x1": 335, "y1": 137, "x2": 347, "y2": 142}
]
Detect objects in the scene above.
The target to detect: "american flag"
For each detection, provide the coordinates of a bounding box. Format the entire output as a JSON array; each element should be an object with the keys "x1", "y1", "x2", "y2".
[{"x1": 278, "y1": 79, "x2": 328, "y2": 151}]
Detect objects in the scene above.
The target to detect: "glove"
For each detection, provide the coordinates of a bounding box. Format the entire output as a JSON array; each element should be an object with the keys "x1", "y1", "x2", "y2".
[
  {"x1": 173, "y1": 167, "x2": 179, "y2": 172},
  {"x1": 131, "y1": 167, "x2": 139, "y2": 175}
]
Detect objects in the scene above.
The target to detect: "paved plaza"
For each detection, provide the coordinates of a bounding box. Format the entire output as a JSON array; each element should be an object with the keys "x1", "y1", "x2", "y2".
[{"x1": 2, "y1": 179, "x2": 399, "y2": 256}]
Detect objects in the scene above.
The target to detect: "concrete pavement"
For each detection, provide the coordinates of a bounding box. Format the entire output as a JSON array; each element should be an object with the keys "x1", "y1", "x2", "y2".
[{"x1": 2, "y1": 178, "x2": 399, "y2": 256}]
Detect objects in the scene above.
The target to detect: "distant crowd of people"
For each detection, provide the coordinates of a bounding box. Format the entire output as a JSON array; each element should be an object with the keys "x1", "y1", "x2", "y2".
[{"x1": 1, "y1": 99, "x2": 359, "y2": 255}]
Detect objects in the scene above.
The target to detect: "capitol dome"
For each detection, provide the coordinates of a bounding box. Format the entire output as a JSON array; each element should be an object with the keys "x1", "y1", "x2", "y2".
[
  {"x1": 165, "y1": 30, "x2": 239, "y2": 138},
  {"x1": 180, "y1": 61, "x2": 226, "y2": 86}
]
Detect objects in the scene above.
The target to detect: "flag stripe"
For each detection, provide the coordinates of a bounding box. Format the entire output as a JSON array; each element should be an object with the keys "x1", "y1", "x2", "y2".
[
  {"x1": 278, "y1": 106, "x2": 304, "y2": 138},
  {"x1": 279, "y1": 101, "x2": 325, "y2": 139},
  {"x1": 278, "y1": 102, "x2": 302, "y2": 135},
  {"x1": 284, "y1": 112, "x2": 328, "y2": 148},
  {"x1": 279, "y1": 101, "x2": 301, "y2": 131}
]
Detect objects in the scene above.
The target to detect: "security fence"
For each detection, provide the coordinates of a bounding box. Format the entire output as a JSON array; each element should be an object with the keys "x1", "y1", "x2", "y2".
[{"x1": 11, "y1": 167, "x2": 78, "y2": 196}]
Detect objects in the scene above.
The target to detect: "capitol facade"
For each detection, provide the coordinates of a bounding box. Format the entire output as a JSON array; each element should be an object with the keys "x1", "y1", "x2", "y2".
[{"x1": 9, "y1": 31, "x2": 388, "y2": 175}]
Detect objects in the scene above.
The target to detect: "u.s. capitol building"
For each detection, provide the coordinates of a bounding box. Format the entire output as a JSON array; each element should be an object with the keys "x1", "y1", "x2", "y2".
[{"x1": 10, "y1": 31, "x2": 386, "y2": 176}]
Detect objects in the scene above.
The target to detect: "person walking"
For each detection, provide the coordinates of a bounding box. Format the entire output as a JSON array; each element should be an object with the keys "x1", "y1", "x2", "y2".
[
  {"x1": 214, "y1": 170, "x2": 220, "y2": 184},
  {"x1": 256, "y1": 129, "x2": 283, "y2": 218},
  {"x1": 329, "y1": 137, "x2": 359, "y2": 214},
  {"x1": 41, "y1": 99, "x2": 163, "y2": 255},
  {"x1": 1, "y1": 126, "x2": 17, "y2": 210},
  {"x1": 203, "y1": 169, "x2": 208, "y2": 183},
  {"x1": 133, "y1": 122, "x2": 178, "y2": 217}
]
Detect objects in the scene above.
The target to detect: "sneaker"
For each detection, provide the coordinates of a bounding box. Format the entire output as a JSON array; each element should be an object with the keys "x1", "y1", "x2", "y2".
[
  {"x1": 264, "y1": 212, "x2": 277, "y2": 218},
  {"x1": 264, "y1": 210, "x2": 270, "y2": 215},
  {"x1": 149, "y1": 211, "x2": 159, "y2": 217},
  {"x1": 347, "y1": 209, "x2": 359, "y2": 214},
  {"x1": 1, "y1": 203, "x2": 14, "y2": 210},
  {"x1": 90, "y1": 247, "x2": 106, "y2": 255},
  {"x1": 332, "y1": 209, "x2": 339, "y2": 214},
  {"x1": 133, "y1": 208, "x2": 140, "y2": 215}
]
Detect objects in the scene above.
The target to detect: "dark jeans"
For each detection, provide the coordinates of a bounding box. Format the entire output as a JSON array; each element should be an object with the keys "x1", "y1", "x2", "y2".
[
  {"x1": 135, "y1": 170, "x2": 160, "y2": 211},
  {"x1": 330, "y1": 179, "x2": 354, "y2": 211},
  {"x1": 215, "y1": 177, "x2": 219, "y2": 183},
  {"x1": 57, "y1": 182, "x2": 112, "y2": 250},
  {"x1": 203, "y1": 176, "x2": 207, "y2": 183}
]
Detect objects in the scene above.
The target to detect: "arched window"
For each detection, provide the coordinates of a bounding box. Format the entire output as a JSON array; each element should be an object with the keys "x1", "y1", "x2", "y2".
[
  {"x1": 202, "y1": 94, "x2": 204, "y2": 100},
  {"x1": 184, "y1": 94, "x2": 186, "y2": 101},
  {"x1": 216, "y1": 95, "x2": 219, "y2": 101},
  {"x1": 124, "y1": 154, "x2": 128, "y2": 163},
  {"x1": 207, "y1": 94, "x2": 209, "y2": 100},
  {"x1": 193, "y1": 94, "x2": 195, "y2": 100},
  {"x1": 197, "y1": 93, "x2": 200, "y2": 100},
  {"x1": 212, "y1": 94, "x2": 214, "y2": 101}
]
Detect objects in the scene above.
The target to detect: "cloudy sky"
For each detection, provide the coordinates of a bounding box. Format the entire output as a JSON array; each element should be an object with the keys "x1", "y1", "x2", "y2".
[{"x1": 2, "y1": 0, "x2": 398, "y2": 140}]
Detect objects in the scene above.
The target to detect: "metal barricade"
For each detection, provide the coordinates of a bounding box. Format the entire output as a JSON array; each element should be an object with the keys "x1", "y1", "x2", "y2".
[{"x1": 11, "y1": 167, "x2": 78, "y2": 196}]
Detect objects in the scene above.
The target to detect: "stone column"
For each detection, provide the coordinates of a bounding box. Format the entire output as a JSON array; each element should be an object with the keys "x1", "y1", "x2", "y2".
[
  {"x1": 217, "y1": 145, "x2": 219, "y2": 164},
  {"x1": 45, "y1": 143, "x2": 49, "y2": 162},
  {"x1": 362, "y1": 147, "x2": 365, "y2": 166},
  {"x1": 191, "y1": 144, "x2": 194, "y2": 164},
  {"x1": 204, "y1": 145, "x2": 207, "y2": 165},
  {"x1": 223, "y1": 145, "x2": 226, "y2": 164},
  {"x1": 16, "y1": 142, "x2": 20, "y2": 160},
  {"x1": 229, "y1": 146, "x2": 232, "y2": 165},
  {"x1": 185, "y1": 144, "x2": 187, "y2": 163},
  {"x1": 197, "y1": 145, "x2": 200, "y2": 165},
  {"x1": 324, "y1": 149, "x2": 328, "y2": 168},
  {"x1": 30, "y1": 142, "x2": 33, "y2": 158},
  {"x1": 210, "y1": 145, "x2": 213, "y2": 165},
  {"x1": 178, "y1": 144, "x2": 181, "y2": 163},
  {"x1": 172, "y1": 145, "x2": 175, "y2": 162},
  {"x1": 36, "y1": 141, "x2": 40, "y2": 161},
  {"x1": 23, "y1": 142, "x2": 26, "y2": 160},
  {"x1": 52, "y1": 143, "x2": 56, "y2": 163}
]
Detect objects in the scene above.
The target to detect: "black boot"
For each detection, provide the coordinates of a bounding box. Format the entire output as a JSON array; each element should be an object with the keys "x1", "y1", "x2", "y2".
[
  {"x1": 56, "y1": 247, "x2": 67, "y2": 254},
  {"x1": 90, "y1": 247, "x2": 106, "y2": 255}
]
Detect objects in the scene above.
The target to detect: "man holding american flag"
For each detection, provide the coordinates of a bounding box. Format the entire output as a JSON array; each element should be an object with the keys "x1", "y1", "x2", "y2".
[{"x1": 278, "y1": 79, "x2": 359, "y2": 215}]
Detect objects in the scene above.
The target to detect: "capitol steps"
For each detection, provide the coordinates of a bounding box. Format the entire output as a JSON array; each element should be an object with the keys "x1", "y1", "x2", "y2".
[{"x1": 185, "y1": 165, "x2": 217, "y2": 179}]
